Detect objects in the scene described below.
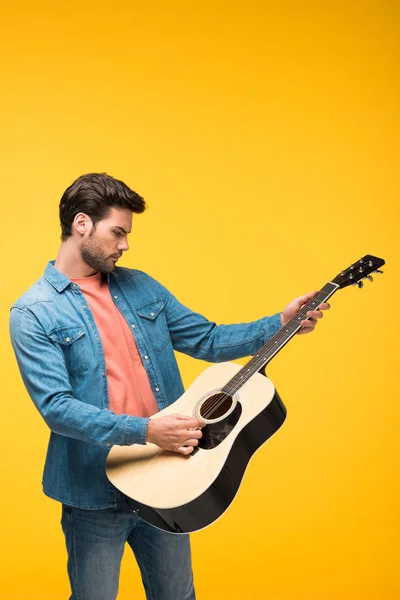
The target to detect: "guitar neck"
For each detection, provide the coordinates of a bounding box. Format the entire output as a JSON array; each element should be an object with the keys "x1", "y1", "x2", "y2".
[{"x1": 221, "y1": 282, "x2": 340, "y2": 396}]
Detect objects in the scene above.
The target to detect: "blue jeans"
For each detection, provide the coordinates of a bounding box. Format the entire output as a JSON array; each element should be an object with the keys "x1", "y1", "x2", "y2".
[{"x1": 61, "y1": 491, "x2": 196, "y2": 600}]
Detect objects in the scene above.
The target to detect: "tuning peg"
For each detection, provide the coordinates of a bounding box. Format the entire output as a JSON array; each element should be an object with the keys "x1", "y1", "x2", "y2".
[
  {"x1": 374, "y1": 269, "x2": 384, "y2": 274},
  {"x1": 357, "y1": 280, "x2": 364, "y2": 288},
  {"x1": 366, "y1": 275, "x2": 373, "y2": 282}
]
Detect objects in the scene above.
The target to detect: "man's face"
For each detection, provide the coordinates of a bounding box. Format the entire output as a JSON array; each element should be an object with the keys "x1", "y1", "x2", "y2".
[{"x1": 80, "y1": 207, "x2": 132, "y2": 274}]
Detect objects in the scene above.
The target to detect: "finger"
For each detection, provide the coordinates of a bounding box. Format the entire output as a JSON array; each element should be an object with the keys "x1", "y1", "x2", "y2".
[
  {"x1": 291, "y1": 291, "x2": 319, "y2": 312},
  {"x1": 301, "y1": 318, "x2": 316, "y2": 327},
  {"x1": 184, "y1": 438, "x2": 200, "y2": 447},
  {"x1": 174, "y1": 414, "x2": 195, "y2": 420},
  {"x1": 298, "y1": 290, "x2": 319, "y2": 305},
  {"x1": 176, "y1": 445, "x2": 194, "y2": 455},
  {"x1": 306, "y1": 310, "x2": 323, "y2": 319},
  {"x1": 184, "y1": 429, "x2": 203, "y2": 439},
  {"x1": 298, "y1": 320, "x2": 316, "y2": 334},
  {"x1": 179, "y1": 430, "x2": 202, "y2": 443},
  {"x1": 176, "y1": 415, "x2": 205, "y2": 427},
  {"x1": 317, "y1": 302, "x2": 330, "y2": 310}
]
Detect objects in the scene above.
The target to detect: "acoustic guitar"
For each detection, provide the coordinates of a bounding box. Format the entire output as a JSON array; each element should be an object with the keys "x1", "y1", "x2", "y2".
[{"x1": 106, "y1": 254, "x2": 385, "y2": 534}]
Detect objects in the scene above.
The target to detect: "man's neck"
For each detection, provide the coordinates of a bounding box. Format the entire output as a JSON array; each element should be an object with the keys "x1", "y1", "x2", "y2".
[{"x1": 55, "y1": 242, "x2": 99, "y2": 279}]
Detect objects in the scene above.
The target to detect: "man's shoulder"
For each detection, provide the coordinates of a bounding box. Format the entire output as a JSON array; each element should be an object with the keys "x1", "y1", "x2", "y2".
[
  {"x1": 11, "y1": 274, "x2": 55, "y2": 311},
  {"x1": 112, "y1": 267, "x2": 160, "y2": 287},
  {"x1": 112, "y1": 267, "x2": 168, "y2": 301}
]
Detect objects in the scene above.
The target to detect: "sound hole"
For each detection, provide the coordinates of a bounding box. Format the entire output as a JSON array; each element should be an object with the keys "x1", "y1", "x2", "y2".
[{"x1": 200, "y1": 393, "x2": 234, "y2": 420}]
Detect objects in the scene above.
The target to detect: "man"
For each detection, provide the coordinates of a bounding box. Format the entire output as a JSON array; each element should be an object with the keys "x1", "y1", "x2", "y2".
[{"x1": 10, "y1": 173, "x2": 329, "y2": 600}]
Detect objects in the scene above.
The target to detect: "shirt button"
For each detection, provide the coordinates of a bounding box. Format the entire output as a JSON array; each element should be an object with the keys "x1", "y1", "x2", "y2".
[
  {"x1": 82, "y1": 305, "x2": 87, "y2": 309},
  {"x1": 72, "y1": 284, "x2": 76, "y2": 288},
  {"x1": 150, "y1": 312, "x2": 155, "y2": 316},
  {"x1": 114, "y1": 295, "x2": 118, "y2": 299},
  {"x1": 131, "y1": 324, "x2": 135, "y2": 328},
  {"x1": 155, "y1": 387, "x2": 159, "y2": 392},
  {"x1": 106, "y1": 444, "x2": 111, "y2": 448},
  {"x1": 144, "y1": 355, "x2": 149, "y2": 360},
  {"x1": 96, "y1": 337, "x2": 100, "y2": 341},
  {"x1": 65, "y1": 337, "x2": 70, "y2": 342},
  {"x1": 102, "y1": 371, "x2": 105, "y2": 376}
]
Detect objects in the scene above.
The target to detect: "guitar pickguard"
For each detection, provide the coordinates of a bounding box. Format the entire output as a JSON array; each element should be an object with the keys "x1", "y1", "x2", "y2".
[{"x1": 197, "y1": 402, "x2": 242, "y2": 450}]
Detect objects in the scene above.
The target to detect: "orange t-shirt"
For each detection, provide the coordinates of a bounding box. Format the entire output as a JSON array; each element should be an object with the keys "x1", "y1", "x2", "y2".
[{"x1": 70, "y1": 272, "x2": 158, "y2": 418}]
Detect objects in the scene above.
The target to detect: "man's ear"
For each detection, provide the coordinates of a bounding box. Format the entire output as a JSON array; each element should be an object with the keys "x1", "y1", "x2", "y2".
[{"x1": 74, "y1": 213, "x2": 89, "y2": 236}]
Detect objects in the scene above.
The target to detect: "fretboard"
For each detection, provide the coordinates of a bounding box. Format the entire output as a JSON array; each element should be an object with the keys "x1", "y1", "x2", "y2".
[{"x1": 221, "y1": 282, "x2": 339, "y2": 396}]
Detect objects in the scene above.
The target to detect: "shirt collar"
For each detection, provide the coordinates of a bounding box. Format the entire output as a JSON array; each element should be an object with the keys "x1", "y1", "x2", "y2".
[
  {"x1": 43, "y1": 261, "x2": 72, "y2": 293},
  {"x1": 44, "y1": 260, "x2": 111, "y2": 293}
]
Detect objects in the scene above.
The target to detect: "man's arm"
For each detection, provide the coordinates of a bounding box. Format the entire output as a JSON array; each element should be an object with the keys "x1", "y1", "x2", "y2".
[
  {"x1": 150, "y1": 277, "x2": 282, "y2": 362},
  {"x1": 9, "y1": 306, "x2": 149, "y2": 447}
]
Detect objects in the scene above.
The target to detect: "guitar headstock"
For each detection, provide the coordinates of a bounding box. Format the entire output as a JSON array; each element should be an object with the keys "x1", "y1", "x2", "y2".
[{"x1": 332, "y1": 255, "x2": 385, "y2": 289}]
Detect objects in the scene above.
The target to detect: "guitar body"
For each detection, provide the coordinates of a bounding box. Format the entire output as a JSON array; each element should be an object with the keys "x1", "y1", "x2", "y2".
[{"x1": 106, "y1": 362, "x2": 287, "y2": 533}]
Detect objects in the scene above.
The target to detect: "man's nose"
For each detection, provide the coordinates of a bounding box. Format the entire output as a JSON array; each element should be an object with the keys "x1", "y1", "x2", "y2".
[{"x1": 118, "y1": 239, "x2": 129, "y2": 251}]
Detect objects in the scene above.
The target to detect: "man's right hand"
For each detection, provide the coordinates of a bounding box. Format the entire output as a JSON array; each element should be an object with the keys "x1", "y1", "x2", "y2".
[{"x1": 146, "y1": 414, "x2": 205, "y2": 455}]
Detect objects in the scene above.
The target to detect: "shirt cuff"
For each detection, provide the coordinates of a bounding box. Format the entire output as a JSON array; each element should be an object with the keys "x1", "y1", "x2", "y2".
[
  {"x1": 123, "y1": 416, "x2": 150, "y2": 445},
  {"x1": 263, "y1": 312, "x2": 282, "y2": 344}
]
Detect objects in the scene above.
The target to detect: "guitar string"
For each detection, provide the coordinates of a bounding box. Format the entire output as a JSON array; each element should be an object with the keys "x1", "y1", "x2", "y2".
[
  {"x1": 200, "y1": 288, "x2": 332, "y2": 419},
  {"x1": 198, "y1": 266, "x2": 373, "y2": 420},
  {"x1": 200, "y1": 259, "x2": 382, "y2": 418},
  {"x1": 199, "y1": 286, "x2": 334, "y2": 420},
  {"x1": 198, "y1": 261, "x2": 380, "y2": 421}
]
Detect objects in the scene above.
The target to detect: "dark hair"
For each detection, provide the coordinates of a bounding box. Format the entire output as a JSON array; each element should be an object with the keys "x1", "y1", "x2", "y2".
[{"x1": 59, "y1": 173, "x2": 147, "y2": 240}]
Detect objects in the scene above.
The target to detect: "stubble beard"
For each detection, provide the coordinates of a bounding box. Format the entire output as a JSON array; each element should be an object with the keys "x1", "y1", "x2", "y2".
[{"x1": 81, "y1": 237, "x2": 115, "y2": 274}]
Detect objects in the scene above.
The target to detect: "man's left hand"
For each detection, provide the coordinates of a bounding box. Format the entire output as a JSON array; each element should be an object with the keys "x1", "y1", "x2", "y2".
[{"x1": 281, "y1": 291, "x2": 330, "y2": 335}]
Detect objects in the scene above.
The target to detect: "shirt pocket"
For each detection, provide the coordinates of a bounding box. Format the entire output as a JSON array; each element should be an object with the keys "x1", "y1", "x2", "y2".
[
  {"x1": 47, "y1": 325, "x2": 89, "y2": 377},
  {"x1": 135, "y1": 298, "x2": 170, "y2": 351}
]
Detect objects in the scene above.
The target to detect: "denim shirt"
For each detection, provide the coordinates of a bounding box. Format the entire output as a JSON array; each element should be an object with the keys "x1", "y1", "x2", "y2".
[{"x1": 9, "y1": 261, "x2": 282, "y2": 509}]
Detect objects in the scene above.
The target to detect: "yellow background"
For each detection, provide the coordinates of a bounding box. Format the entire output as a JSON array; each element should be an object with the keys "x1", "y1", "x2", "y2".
[{"x1": 1, "y1": 1, "x2": 398, "y2": 598}]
